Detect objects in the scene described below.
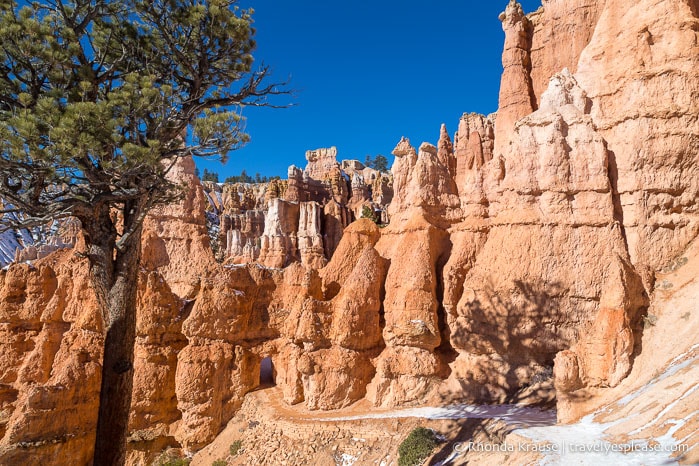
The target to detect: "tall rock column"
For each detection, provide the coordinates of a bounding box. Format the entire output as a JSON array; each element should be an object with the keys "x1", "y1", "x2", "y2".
[
  {"x1": 141, "y1": 156, "x2": 218, "y2": 299},
  {"x1": 293, "y1": 220, "x2": 387, "y2": 410},
  {"x1": 367, "y1": 214, "x2": 449, "y2": 408},
  {"x1": 297, "y1": 201, "x2": 327, "y2": 269},
  {"x1": 258, "y1": 199, "x2": 301, "y2": 268},
  {"x1": 0, "y1": 255, "x2": 104, "y2": 466},
  {"x1": 365, "y1": 139, "x2": 457, "y2": 408},
  {"x1": 437, "y1": 124, "x2": 456, "y2": 177},
  {"x1": 453, "y1": 113, "x2": 495, "y2": 219},
  {"x1": 495, "y1": 0, "x2": 536, "y2": 157}
]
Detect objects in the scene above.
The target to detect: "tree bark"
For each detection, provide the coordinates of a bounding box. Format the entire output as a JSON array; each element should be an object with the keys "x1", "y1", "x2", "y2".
[{"x1": 86, "y1": 201, "x2": 145, "y2": 466}]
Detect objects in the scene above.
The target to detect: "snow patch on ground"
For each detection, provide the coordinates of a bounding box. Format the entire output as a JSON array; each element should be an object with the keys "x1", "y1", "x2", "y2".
[
  {"x1": 336, "y1": 452, "x2": 357, "y2": 466},
  {"x1": 311, "y1": 404, "x2": 556, "y2": 428},
  {"x1": 515, "y1": 413, "x2": 687, "y2": 465},
  {"x1": 616, "y1": 343, "x2": 699, "y2": 407}
]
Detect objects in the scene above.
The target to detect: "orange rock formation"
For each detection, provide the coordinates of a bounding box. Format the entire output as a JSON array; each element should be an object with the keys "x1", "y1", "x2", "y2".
[{"x1": 1, "y1": 1, "x2": 698, "y2": 464}]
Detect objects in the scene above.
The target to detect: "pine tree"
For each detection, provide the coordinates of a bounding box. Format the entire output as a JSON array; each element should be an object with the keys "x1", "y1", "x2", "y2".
[
  {"x1": 202, "y1": 169, "x2": 220, "y2": 182},
  {"x1": 361, "y1": 205, "x2": 379, "y2": 224},
  {"x1": 373, "y1": 154, "x2": 389, "y2": 172},
  {"x1": 0, "y1": 1, "x2": 288, "y2": 463}
]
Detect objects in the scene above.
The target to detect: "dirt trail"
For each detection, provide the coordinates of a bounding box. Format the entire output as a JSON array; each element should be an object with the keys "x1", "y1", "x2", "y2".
[{"x1": 191, "y1": 384, "x2": 554, "y2": 466}]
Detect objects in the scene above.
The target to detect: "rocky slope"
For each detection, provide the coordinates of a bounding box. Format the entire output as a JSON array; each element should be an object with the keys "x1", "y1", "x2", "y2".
[{"x1": 0, "y1": 0, "x2": 698, "y2": 464}]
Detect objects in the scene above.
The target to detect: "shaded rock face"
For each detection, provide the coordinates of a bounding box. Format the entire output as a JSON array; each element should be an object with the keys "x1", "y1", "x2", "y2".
[
  {"x1": 1, "y1": 0, "x2": 698, "y2": 463},
  {"x1": 443, "y1": 69, "x2": 649, "y2": 402}
]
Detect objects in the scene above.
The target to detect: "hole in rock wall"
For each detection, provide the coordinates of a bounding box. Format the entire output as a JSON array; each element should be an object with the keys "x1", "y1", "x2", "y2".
[{"x1": 259, "y1": 356, "x2": 275, "y2": 385}]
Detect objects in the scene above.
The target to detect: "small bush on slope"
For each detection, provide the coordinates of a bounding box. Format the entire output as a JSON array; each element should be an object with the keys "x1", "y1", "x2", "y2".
[{"x1": 398, "y1": 427, "x2": 439, "y2": 466}]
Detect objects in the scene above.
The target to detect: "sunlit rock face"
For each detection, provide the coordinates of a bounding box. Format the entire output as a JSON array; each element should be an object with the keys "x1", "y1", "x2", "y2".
[
  {"x1": 1, "y1": 0, "x2": 699, "y2": 463},
  {"x1": 200, "y1": 146, "x2": 392, "y2": 268}
]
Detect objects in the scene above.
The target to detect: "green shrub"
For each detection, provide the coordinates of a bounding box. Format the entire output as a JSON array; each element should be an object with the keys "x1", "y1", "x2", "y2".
[
  {"x1": 158, "y1": 458, "x2": 189, "y2": 466},
  {"x1": 398, "y1": 427, "x2": 439, "y2": 466},
  {"x1": 361, "y1": 205, "x2": 380, "y2": 224},
  {"x1": 229, "y1": 440, "x2": 243, "y2": 456},
  {"x1": 153, "y1": 449, "x2": 190, "y2": 466},
  {"x1": 212, "y1": 460, "x2": 227, "y2": 466}
]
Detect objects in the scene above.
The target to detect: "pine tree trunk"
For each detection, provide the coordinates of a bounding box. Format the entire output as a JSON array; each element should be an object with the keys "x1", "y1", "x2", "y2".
[
  {"x1": 93, "y1": 243, "x2": 141, "y2": 465},
  {"x1": 85, "y1": 202, "x2": 144, "y2": 466}
]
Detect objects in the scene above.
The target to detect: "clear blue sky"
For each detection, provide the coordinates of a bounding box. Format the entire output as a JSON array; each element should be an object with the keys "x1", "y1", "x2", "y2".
[{"x1": 196, "y1": 0, "x2": 543, "y2": 179}]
